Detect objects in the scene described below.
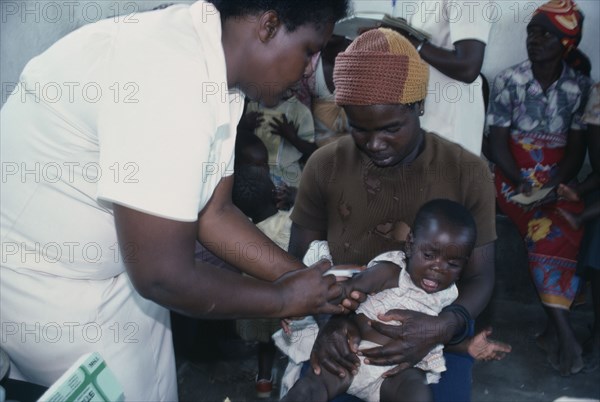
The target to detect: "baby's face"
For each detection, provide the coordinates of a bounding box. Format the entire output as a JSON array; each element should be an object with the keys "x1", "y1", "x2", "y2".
[{"x1": 406, "y1": 224, "x2": 473, "y2": 294}]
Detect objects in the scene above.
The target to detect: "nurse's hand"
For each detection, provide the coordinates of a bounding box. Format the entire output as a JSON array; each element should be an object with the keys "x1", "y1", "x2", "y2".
[{"x1": 275, "y1": 259, "x2": 344, "y2": 318}]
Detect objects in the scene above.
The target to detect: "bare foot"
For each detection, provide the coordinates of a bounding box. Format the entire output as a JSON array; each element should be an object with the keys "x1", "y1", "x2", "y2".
[
  {"x1": 556, "y1": 207, "x2": 582, "y2": 230},
  {"x1": 548, "y1": 340, "x2": 583, "y2": 376},
  {"x1": 557, "y1": 183, "x2": 580, "y2": 202}
]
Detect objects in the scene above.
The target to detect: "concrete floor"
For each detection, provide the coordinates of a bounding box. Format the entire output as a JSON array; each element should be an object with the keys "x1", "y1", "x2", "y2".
[{"x1": 175, "y1": 216, "x2": 600, "y2": 402}]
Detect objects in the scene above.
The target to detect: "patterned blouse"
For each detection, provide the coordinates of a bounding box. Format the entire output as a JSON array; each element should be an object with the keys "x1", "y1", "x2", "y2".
[{"x1": 487, "y1": 60, "x2": 592, "y2": 148}]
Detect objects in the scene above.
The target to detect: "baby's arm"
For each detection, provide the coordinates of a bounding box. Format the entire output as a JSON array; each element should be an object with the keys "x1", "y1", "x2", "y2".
[
  {"x1": 337, "y1": 261, "x2": 401, "y2": 302},
  {"x1": 446, "y1": 327, "x2": 512, "y2": 361}
]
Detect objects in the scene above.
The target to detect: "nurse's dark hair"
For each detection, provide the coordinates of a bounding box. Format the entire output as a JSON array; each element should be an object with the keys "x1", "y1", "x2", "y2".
[
  {"x1": 413, "y1": 199, "x2": 477, "y2": 247},
  {"x1": 207, "y1": 0, "x2": 351, "y2": 31}
]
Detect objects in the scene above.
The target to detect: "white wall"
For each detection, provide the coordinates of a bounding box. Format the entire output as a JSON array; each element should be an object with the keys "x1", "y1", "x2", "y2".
[
  {"x1": 1, "y1": 0, "x2": 598, "y2": 107},
  {"x1": 0, "y1": 0, "x2": 194, "y2": 106},
  {"x1": 352, "y1": 0, "x2": 599, "y2": 83}
]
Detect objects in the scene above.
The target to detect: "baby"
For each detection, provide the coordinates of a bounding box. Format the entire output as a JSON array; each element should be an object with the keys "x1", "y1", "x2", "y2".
[{"x1": 278, "y1": 199, "x2": 511, "y2": 402}]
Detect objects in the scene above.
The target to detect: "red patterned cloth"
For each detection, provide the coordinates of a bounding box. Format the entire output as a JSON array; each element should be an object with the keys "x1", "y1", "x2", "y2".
[{"x1": 495, "y1": 136, "x2": 584, "y2": 309}]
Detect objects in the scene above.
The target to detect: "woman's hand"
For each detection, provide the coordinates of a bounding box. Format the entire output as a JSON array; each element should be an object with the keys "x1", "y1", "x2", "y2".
[
  {"x1": 557, "y1": 183, "x2": 580, "y2": 202},
  {"x1": 310, "y1": 315, "x2": 362, "y2": 377},
  {"x1": 360, "y1": 309, "x2": 445, "y2": 377},
  {"x1": 523, "y1": 185, "x2": 559, "y2": 211},
  {"x1": 516, "y1": 180, "x2": 533, "y2": 197},
  {"x1": 467, "y1": 327, "x2": 512, "y2": 361}
]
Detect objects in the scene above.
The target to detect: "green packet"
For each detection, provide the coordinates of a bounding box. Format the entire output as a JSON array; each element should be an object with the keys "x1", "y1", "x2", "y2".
[{"x1": 38, "y1": 352, "x2": 124, "y2": 402}]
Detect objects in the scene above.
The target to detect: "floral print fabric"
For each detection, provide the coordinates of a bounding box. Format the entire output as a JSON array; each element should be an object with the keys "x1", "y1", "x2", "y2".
[{"x1": 488, "y1": 60, "x2": 591, "y2": 148}]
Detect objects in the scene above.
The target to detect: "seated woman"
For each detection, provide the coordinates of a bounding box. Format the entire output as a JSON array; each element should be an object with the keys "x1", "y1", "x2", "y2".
[
  {"x1": 487, "y1": 0, "x2": 592, "y2": 377},
  {"x1": 288, "y1": 28, "x2": 497, "y2": 402}
]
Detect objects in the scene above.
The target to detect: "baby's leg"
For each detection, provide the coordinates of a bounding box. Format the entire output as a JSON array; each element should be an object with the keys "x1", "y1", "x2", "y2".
[
  {"x1": 380, "y1": 368, "x2": 432, "y2": 402},
  {"x1": 281, "y1": 368, "x2": 352, "y2": 402}
]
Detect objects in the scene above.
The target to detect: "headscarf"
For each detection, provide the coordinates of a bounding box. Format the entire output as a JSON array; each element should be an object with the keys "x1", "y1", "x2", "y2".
[
  {"x1": 528, "y1": 0, "x2": 589, "y2": 75},
  {"x1": 528, "y1": 0, "x2": 584, "y2": 54}
]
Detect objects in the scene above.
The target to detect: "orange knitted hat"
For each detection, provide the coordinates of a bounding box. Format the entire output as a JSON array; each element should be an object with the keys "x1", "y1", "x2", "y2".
[{"x1": 334, "y1": 28, "x2": 429, "y2": 106}]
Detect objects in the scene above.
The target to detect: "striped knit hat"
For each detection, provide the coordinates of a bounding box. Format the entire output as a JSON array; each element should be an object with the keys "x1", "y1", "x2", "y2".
[
  {"x1": 528, "y1": 0, "x2": 583, "y2": 53},
  {"x1": 334, "y1": 28, "x2": 429, "y2": 106}
]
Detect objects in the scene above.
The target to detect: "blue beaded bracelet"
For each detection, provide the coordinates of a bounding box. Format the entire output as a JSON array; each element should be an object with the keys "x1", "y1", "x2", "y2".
[{"x1": 441, "y1": 304, "x2": 472, "y2": 345}]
